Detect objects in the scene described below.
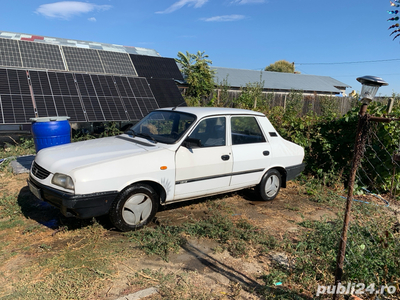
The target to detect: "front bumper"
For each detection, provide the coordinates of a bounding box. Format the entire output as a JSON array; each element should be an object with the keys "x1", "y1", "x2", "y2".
[
  {"x1": 286, "y1": 163, "x2": 306, "y2": 181},
  {"x1": 28, "y1": 176, "x2": 118, "y2": 219}
]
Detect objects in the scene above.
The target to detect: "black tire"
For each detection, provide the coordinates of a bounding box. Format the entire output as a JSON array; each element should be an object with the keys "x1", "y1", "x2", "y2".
[
  {"x1": 257, "y1": 169, "x2": 282, "y2": 201},
  {"x1": 109, "y1": 183, "x2": 159, "y2": 231}
]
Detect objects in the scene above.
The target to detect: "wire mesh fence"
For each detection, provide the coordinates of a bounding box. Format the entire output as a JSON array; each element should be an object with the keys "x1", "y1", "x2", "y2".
[{"x1": 334, "y1": 116, "x2": 400, "y2": 299}]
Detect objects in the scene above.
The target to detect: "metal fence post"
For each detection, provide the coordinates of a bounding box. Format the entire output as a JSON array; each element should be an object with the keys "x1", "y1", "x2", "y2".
[{"x1": 332, "y1": 103, "x2": 369, "y2": 299}]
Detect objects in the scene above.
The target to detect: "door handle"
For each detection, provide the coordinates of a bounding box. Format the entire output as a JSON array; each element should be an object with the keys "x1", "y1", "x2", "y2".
[
  {"x1": 263, "y1": 151, "x2": 270, "y2": 156},
  {"x1": 221, "y1": 155, "x2": 230, "y2": 161}
]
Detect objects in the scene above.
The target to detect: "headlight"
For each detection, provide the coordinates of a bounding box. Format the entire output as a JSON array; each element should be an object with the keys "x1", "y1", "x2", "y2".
[{"x1": 52, "y1": 173, "x2": 75, "y2": 191}]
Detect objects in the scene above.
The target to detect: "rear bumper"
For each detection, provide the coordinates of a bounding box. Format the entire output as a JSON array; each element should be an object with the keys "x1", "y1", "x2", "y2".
[
  {"x1": 28, "y1": 176, "x2": 118, "y2": 219},
  {"x1": 286, "y1": 163, "x2": 306, "y2": 181}
]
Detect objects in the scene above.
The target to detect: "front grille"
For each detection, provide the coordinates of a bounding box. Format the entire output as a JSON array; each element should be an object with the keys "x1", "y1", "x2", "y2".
[{"x1": 31, "y1": 162, "x2": 50, "y2": 180}]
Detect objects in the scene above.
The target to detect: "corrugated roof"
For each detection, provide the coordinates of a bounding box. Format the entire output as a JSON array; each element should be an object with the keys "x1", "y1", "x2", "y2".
[
  {"x1": 0, "y1": 30, "x2": 160, "y2": 57},
  {"x1": 212, "y1": 67, "x2": 351, "y2": 94}
]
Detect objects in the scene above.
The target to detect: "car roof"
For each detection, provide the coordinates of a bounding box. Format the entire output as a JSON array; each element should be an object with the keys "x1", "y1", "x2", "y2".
[{"x1": 157, "y1": 106, "x2": 265, "y2": 119}]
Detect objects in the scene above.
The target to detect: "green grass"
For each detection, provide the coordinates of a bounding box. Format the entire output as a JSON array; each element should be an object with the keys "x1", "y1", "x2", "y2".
[{"x1": 127, "y1": 201, "x2": 278, "y2": 261}]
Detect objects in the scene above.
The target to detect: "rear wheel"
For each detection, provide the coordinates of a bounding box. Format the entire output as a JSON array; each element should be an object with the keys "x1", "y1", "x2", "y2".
[
  {"x1": 109, "y1": 183, "x2": 159, "y2": 231},
  {"x1": 257, "y1": 169, "x2": 281, "y2": 201}
]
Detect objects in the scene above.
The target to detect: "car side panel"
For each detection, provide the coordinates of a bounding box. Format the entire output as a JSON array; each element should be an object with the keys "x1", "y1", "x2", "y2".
[
  {"x1": 71, "y1": 149, "x2": 177, "y2": 200},
  {"x1": 229, "y1": 142, "x2": 270, "y2": 187}
]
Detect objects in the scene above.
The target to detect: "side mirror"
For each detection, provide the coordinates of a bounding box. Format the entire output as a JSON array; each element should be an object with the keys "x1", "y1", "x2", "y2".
[{"x1": 182, "y1": 137, "x2": 202, "y2": 148}]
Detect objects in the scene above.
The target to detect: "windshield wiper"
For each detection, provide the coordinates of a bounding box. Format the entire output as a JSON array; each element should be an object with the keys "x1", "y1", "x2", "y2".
[
  {"x1": 135, "y1": 132, "x2": 157, "y2": 143},
  {"x1": 125, "y1": 130, "x2": 135, "y2": 137}
]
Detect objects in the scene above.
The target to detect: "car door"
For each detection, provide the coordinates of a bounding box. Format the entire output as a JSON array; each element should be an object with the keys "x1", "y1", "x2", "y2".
[
  {"x1": 174, "y1": 116, "x2": 233, "y2": 199},
  {"x1": 230, "y1": 116, "x2": 271, "y2": 188}
]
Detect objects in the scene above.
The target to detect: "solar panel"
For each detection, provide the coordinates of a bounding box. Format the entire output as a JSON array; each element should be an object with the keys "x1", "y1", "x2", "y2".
[
  {"x1": 126, "y1": 77, "x2": 159, "y2": 116},
  {"x1": 147, "y1": 78, "x2": 185, "y2": 108},
  {"x1": 48, "y1": 72, "x2": 86, "y2": 121},
  {"x1": 121, "y1": 97, "x2": 140, "y2": 120},
  {"x1": 98, "y1": 51, "x2": 137, "y2": 76},
  {"x1": 19, "y1": 40, "x2": 65, "y2": 71},
  {"x1": 33, "y1": 95, "x2": 57, "y2": 118},
  {"x1": 63, "y1": 47, "x2": 104, "y2": 73},
  {"x1": 7, "y1": 69, "x2": 24, "y2": 94},
  {"x1": 91, "y1": 75, "x2": 128, "y2": 121},
  {"x1": 99, "y1": 75, "x2": 119, "y2": 97},
  {"x1": 114, "y1": 76, "x2": 130, "y2": 97},
  {"x1": 0, "y1": 69, "x2": 35, "y2": 124},
  {"x1": 74, "y1": 73, "x2": 104, "y2": 122},
  {"x1": 130, "y1": 55, "x2": 184, "y2": 81},
  {"x1": 29, "y1": 70, "x2": 87, "y2": 122},
  {"x1": 0, "y1": 69, "x2": 10, "y2": 94},
  {"x1": 0, "y1": 67, "x2": 161, "y2": 123},
  {"x1": 0, "y1": 39, "x2": 22, "y2": 68}
]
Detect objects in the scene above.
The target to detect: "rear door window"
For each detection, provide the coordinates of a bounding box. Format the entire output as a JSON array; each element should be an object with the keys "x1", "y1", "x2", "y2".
[{"x1": 231, "y1": 116, "x2": 266, "y2": 145}]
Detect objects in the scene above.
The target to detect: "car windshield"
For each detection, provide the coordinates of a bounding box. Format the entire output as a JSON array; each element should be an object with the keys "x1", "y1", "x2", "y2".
[{"x1": 128, "y1": 111, "x2": 196, "y2": 144}]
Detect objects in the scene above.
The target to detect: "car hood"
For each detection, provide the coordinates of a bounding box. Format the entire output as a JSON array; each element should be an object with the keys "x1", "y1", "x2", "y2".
[{"x1": 35, "y1": 135, "x2": 162, "y2": 174}]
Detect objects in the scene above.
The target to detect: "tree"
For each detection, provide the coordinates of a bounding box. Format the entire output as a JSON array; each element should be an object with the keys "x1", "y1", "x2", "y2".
[
  {"x1": 265, "y1": 60, "x2": 296, "y2": 73},
  {"x1": 176, "y1": 51, "x2": 215, "y2": 106}
]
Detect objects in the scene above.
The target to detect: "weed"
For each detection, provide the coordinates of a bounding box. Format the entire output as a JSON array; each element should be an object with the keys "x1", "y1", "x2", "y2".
[
  {"x1": 0, "y1": 193, "x2": 20, "y2": 219},
  {"x1": 127, "y1": 225, "x2": 186, "y2": 262},
  {"x1": 261, "y1": 269, "x2": 288, "y2": 286},
  {"x1": 284, "y1": 204, "x2": 300, "y2": 211},
  {"x1": 0, "y1": 137, "x2": 35, "y2": 160}
]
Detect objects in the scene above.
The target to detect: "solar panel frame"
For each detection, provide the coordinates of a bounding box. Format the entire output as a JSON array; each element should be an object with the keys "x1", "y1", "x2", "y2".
[
  {"x1": 98, "y1": 51, "x2": 137, "y2": 76},
  {"x1": 63, "y1": 47, "x2": 104, "y2": 74},
  {"x1": 129, "y1": 54, "x2": 184, "y2": 81},
  {"x1": 0, "y1": 69, "x2": 10, "y2": 94},
  {"x1": 74, "y1": 73, "x2": 105, "y2": 122},
  {"x1": 147, "y1": 78, "x2": 186, "y2": 108},
  {"x1": 0, "y1": 69, "x2": 36, "y2": 124},
  {"x1": 19, "y1": 40, "x2": 65, "y2": 71},
  {"x1": 0, "y1": 39, "x2": 22, "y2": 68},
  {"x1": 1, "y1": 94, "x2": 15, "y2": 123}
]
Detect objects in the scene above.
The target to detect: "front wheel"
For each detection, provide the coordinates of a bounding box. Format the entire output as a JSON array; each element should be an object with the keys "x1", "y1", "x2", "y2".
[
  {"x1": 257, "y1": 169, "x2": 282, "y2": 201},
  {"x1": 109, "y1": 183, "x2": 159, "y2": 231}
]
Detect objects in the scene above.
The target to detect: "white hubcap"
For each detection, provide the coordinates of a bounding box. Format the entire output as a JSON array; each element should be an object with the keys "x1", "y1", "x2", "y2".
[
  {"x1": 122, "y1": 193, "x2": 152, "y2": 225},
  {"x1": 265, "y1": 175, "x2": 279, "y2": 197}
]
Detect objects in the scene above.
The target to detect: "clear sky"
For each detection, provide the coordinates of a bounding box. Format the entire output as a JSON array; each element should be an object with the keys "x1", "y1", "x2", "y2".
[{"x1": 0, "y1": 0, "x2": 399, "y2": 96}]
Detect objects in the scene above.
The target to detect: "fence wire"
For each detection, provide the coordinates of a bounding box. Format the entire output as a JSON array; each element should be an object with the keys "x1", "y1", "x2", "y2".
[{"x1": 340, "y1": 119, "x2": 400, "y2": 299}]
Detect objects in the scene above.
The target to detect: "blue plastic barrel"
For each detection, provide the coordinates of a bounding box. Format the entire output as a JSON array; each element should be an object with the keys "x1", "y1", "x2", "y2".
[{"x1": 30, "y1": 117, "x2": 71, "y2": 152}]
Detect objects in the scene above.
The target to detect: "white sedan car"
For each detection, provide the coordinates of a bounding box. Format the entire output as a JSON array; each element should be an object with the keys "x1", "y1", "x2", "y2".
[{"x1": 28, "y1": 107, "x2": 305, "y2": 231}]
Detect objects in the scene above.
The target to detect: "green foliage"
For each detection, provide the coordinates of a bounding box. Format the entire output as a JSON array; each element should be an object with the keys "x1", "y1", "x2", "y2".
[
  {"x1": 265, "y1": 60, "x2": 296, "y2": 73},
  {"x1": 18, "y1": 137, "x2": 35, "y2": 150},
  {"x1": 234, "y1": 78, "x2": 265, "y2": 110},
  {"x1": 265, "y1": 97, "x2": 360, "y2": 185},
  {"x1": 100, "y1": 122, "x2": 122, "y2": 137},
  {"x1": 127, "y1": 225, "x2": 186, "y2": 262},
  {"x1": 176, "y1": 51, "x2": 215, "y2": 105},
  {"x1": 209, "y1": 75, "x2": 230, "y2": 107},
  {"x1": 0, "y1": 137, "x2": 35, "y2": 165},
  {"x1": 358, "y1": 101, "x2": 400, "y2": 193}
]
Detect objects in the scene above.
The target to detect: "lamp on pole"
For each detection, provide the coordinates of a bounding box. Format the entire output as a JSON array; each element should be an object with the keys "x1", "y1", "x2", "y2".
[{"x1": 357, "y1": 75, "x2": 388, "y2": 104}]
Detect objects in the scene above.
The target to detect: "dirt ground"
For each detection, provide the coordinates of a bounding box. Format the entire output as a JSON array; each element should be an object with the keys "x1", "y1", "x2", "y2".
[{"x1": 1, "y1": 173, "x2": 341, "y2": 299}]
